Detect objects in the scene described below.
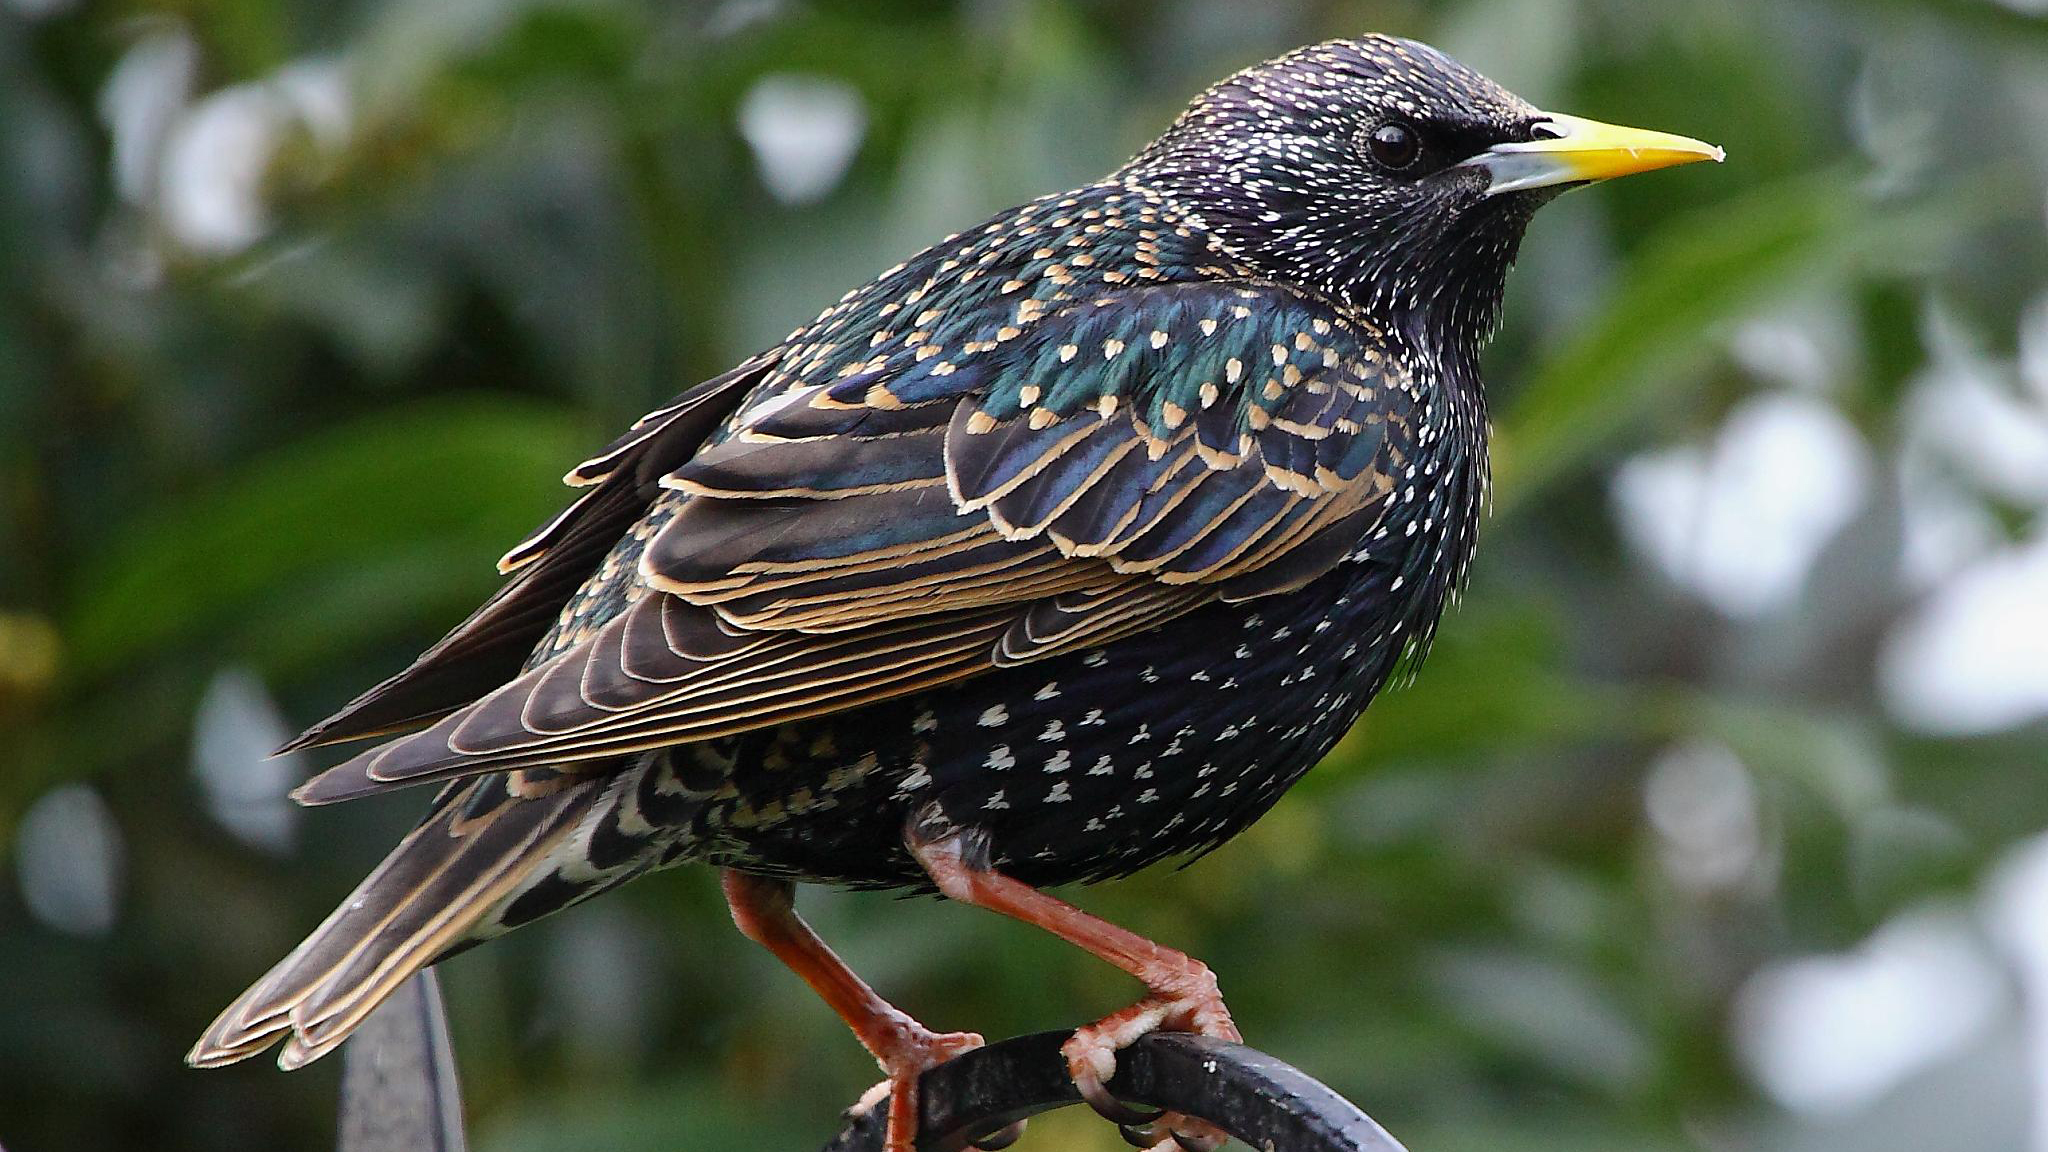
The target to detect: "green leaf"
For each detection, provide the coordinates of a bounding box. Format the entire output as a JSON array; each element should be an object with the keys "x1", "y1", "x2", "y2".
[{"x1": 61, "y1": 397, "x2": 586, "y2": 684}]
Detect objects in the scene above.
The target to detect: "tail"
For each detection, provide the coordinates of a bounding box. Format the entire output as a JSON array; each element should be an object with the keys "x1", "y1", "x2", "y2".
[{"x1": 187, "y1": 772, "x2": 603, "y2": 1070}]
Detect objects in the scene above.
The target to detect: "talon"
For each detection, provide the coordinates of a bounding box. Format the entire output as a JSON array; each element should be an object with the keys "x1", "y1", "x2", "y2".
[
  {"x1": 1059, "y1": 968, "x2": 1239, "y2": 1133},
  {"x1": 1120, "y1": 1120, "x2": 1166, "y2": 1148},
  {"x1": 869, "y1": 1026, "x2": 984, "y2": 1152},
  {"x1": 1169, "y1": 1119, "x2": 1229, "y2": 1152},
  {"x1": 970, "y1": 1119, "x2": 1027, "y2": 1150},
  {"x1": 1081, "y1": 1077, "x2": 1166, "y2": 1126},
  {"x1": 1118, "y1": 1113, "x2": 1226, "y2": 1152},
  {"x1": 848, "y1": 1076, "x2": 895, "y2": 1121},
  {"x1": 1065, "y1": 1020, "x2": 1166, "y2": 1126}
]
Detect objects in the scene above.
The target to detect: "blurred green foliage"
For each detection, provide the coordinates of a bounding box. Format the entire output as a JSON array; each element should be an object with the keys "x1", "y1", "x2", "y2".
[{"x1": 2, "y1": 1, "x2": 2046, "y2": 1151}]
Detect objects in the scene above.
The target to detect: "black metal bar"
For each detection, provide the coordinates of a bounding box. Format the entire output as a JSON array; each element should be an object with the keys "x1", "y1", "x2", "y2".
[
  {"x1": 336, "y1": 970, "x2": 467, "y2": 1152},
  {"x1": 820, "y1": 1030, "x2": 1410, "y2": 1152},
  {"x1": 331, "y1": 982, "x2": 1403, "y2": 1152}
]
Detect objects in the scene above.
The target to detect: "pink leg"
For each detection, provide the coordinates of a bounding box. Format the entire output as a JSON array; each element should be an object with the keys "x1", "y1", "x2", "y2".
[
  {"x1": 722, "y1": 870, "x2": 983, "y2": 1152},
  {"x1": 908, "y1": 827, "x2": 1235, "y2": 1151}
]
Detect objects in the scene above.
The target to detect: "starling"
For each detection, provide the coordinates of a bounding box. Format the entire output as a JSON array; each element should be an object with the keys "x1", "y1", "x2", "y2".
[{"x1": 189, "y1": 35, "x2": 1719, "y2": 1151}]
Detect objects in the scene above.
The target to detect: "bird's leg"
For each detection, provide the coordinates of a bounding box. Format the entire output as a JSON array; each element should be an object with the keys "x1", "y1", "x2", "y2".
[
  {"x1": 721, "y1": 870, "x2": 990, "y2": 1152},
  {"x1": 907, "y1": 821, "x2": 1235, "y2": 1152}
]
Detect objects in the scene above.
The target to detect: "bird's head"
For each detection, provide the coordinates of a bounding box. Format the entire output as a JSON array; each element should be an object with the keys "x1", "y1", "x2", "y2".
[{"x1": 1128, "y1": 35, "x2": 1721, "y2": 361}]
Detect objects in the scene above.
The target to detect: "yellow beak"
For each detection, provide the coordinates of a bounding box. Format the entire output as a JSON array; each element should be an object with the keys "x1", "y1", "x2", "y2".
[{"x1": 1466, "y1": 112, "x2": 1724, "y2": 196}]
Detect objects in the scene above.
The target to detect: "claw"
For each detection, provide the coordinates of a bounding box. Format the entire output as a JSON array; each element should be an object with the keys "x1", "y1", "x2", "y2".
[
  {"x1": 1057, "y1": 966, "x2": 1239, "y2": 1151},
  {"x1": 848, "y1": 1076, "x2": 895, "y2": 1121},
  {"x1": 861, "y1": 1026, "x2": 984, "y2": 1152},
  {"x1": 872, "y1": 1020, "x2": 983, "y2": 1147},
  {"x1": 1168, "y1": 1118, "x2": 1229, "y2": 1152},
  {"x1": 1120, "y1": 1121, "x2": 1166, "y2": 1148},
  {"x1": 1082, "y1": 1077, "x2": 1167, "y2": 1127},
  {"x1": 1118, "y1": 1114, "x2": 1229, "y2": 1152}
]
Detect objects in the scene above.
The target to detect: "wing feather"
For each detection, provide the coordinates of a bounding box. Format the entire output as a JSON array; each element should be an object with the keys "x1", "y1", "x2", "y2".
[
  {"x1": 280, "y1": 355, "x2": 775, "y2": 751},
  {"x1": 295, "y1": 283, "x2": 1421, "y2": 804}
]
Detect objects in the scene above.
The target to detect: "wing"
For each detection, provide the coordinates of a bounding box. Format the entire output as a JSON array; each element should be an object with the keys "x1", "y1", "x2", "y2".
[
  {"x1": 296, "y1": 284, "x2": 1420, "y2": 803},
  {"x1": 281, "y1": 354, "x2": 778, "y2": 751}
]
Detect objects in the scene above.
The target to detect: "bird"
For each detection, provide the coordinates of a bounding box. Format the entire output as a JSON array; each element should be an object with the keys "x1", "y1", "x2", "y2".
[{"x1": 187, "y1": 34, "x2": 1719, "y2": 1152}]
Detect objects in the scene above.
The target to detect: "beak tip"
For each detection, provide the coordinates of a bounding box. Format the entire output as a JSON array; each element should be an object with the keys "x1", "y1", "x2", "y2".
[{"x1": 1470, "y1": 116, "x2": 1726, "y2": 196}]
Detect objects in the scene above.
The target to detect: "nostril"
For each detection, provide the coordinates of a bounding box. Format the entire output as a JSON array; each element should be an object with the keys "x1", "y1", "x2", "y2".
[{"x1": 1529, "y1": 120, "x2": 1568, "y2": 141}]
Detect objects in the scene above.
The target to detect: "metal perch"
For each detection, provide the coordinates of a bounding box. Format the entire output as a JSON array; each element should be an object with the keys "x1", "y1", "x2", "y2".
[
  {"x1": 337, "y1": 971, "x2": 466, "y2": 1152},
  {"x1": 335, "y1": 973, "x2": 1408, "y2": 1152},
  {"x1": 822, "y1": 1030, "x2": 1410, "y2": 1152}
]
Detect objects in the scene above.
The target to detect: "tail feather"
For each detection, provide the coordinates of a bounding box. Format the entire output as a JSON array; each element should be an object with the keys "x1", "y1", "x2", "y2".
[{"x1": 187, "y1": 775, "x2": 600, "y2": 1070}]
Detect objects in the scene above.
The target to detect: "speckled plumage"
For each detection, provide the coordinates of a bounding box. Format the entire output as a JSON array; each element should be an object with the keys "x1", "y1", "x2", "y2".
[
  {"x1": 190, "y1": 35, "x2": 1707, "y2": 1086},
  {"x1": 306, "y1": 187, "x2": 1482, "y2": 895}
]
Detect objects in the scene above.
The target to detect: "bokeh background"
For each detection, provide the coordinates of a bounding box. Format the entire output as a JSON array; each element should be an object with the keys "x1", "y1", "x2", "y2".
[{"x1": 5, "y1": 0, "x2": 2048, "y2": 1149}]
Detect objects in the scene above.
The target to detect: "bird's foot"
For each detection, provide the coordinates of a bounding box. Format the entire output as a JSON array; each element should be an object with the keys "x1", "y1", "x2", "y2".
[
  {"x1": 1061, "y1": 961, "x2": 1239, "y2": 1152},
  {"x1": 1116, "y1": 1115, "x2": 1230, "y2": 1152},
  {"x1": 848, "y1": 1022, "x2": 988, "y2": 1152}
]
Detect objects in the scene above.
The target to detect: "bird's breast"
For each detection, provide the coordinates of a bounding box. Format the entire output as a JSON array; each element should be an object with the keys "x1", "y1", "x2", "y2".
[{"x1": 681, "y1": 495, "x2": 1472, "y2": 891}]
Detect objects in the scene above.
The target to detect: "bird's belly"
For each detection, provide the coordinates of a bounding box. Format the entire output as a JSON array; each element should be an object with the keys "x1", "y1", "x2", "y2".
[{"x1": 686, "y1": 559, "x2": 1424, "y2": 890}]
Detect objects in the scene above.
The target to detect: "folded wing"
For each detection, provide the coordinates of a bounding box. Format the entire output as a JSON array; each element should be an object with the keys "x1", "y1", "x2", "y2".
[
  {"x1": 283, "y1": 355, "x2": 779, "y2": 751},
  {"x1": 296, "y1": 284, "x2": 1416, "y2": 803}
]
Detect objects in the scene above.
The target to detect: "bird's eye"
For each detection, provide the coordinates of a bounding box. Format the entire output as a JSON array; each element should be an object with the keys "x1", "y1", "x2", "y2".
[{"x1": 1364, "y1": 120, "x2": 1422, "y2": 170}]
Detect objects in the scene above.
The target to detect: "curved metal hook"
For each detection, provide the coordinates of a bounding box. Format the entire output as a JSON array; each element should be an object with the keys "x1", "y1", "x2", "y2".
[{"x1": 820, "y1": 1030, "x2": 1409, "y2": 1152}]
